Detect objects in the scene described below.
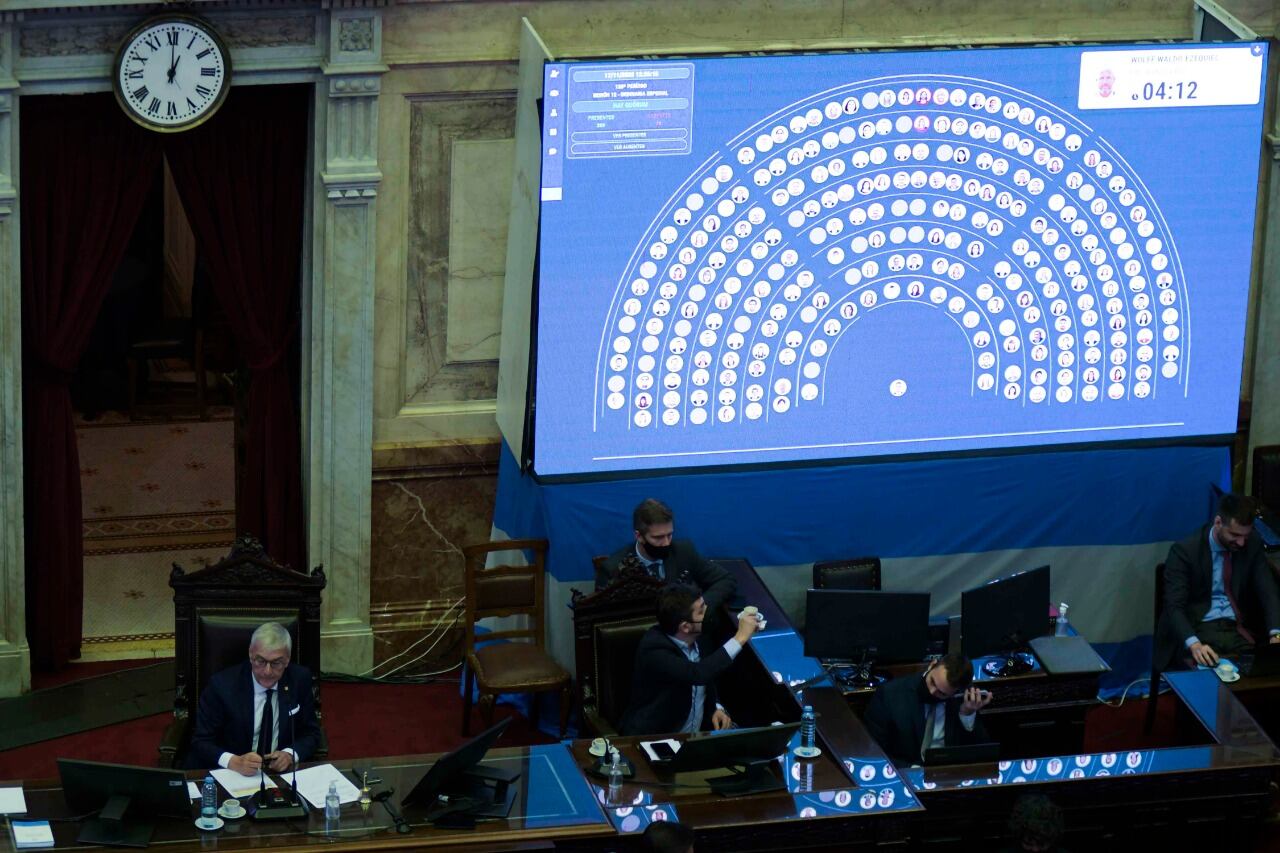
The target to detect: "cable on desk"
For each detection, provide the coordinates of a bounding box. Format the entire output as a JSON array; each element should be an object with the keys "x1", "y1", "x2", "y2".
[{"x1": 1095, "y1": 676, "x2": 1157, "y2": 708}]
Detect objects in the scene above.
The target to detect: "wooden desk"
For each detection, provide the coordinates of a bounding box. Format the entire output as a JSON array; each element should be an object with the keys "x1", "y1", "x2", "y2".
[
  {"x1": 901, "y1": 669, "x2": 1280, "y2": 847},
  {"x1": 563, "y1": 705, "x2": 923, "y2": 850},
  {"x1": 714, "y1": 557, "x2": 1280, "y2": 846},
  {"x1": 0, "y1": 743, "x2": 612, "y2": 852}
]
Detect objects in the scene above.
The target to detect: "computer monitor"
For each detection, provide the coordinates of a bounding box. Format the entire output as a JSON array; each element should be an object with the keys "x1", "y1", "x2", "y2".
[
  {"x1": 666, "y1": 722, "x2": 801, "y2": 796},
  {"x1": 57, "y1": 758, "x2": 193, "y2": 848},
  {"x1": 961, "y1": 565, "x2": 1052, "y2": 660},
  {"x1": 804, "y1": 590, "x2": 931, "y2": 663},
  {"x1": 402, "y1": 716, "x2": 518, "y2": 819}
]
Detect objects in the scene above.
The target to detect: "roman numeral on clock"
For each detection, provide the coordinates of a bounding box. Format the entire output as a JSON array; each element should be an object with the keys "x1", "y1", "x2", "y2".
[
  {"x1": 167, "y1": 101, "x2": 177, "y2": 117},
  {"x1": 196, "y1": 49, "x2": 212, "y2": 60},
  {"x1": 200, "y1": 67, "x2": 217, "y2": 77},
  {"x1": 148, "y1": 97, "x2": 161, "y2": 115},
  {"x1": 195, "y1": 84, "x2": 212, "y2": 98},
  {"x1": 133, "y1": 86, "x2": 150, "y2": 101}
]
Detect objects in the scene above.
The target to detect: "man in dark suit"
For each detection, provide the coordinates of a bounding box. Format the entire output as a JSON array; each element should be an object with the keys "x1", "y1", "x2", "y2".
[
  {"x1": 861, "y1": 654, "x2": 993, "y2": 767},
  {"x1": 596, "y1": 498, "x2": 737, "y2": 615},
  {"x1": 188, "y1": 621, "x2": 321, "y2": 773},
  {"x1": 1155, "y1": 492, "x2": 1280, "y2": 672},
  {"x1": 621, "y1": 584, "x2": 761, "y2": 736}
]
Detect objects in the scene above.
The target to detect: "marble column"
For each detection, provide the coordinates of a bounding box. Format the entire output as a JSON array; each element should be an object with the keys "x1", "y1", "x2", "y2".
[
  {"x1": 306, "y1": 7, "x2": 386, "y2": 674},
  {"x1": 1246, "y1": 128, "x2": 1280, "y2": 490},
  {"x1": 0, "y1": 19, "x2": 30, "y2": 697}
]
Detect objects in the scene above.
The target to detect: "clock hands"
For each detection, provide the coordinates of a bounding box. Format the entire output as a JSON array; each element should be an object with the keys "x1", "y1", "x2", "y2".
[{"x1": 166, "y1": 46, "x2": 181, "y2": 85}]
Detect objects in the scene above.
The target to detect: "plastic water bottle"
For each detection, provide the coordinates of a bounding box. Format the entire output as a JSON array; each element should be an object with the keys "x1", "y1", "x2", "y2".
[
  {"x1": 799, "y1": 705, "x2": 817, "y2": 754},
  {"x1": 606, "y1": 749, "x2": 624, "y2": 803},
  {"x1": 1055, "y1": 602, "x2": 1071, "y2": 637},
  {"x1": 325, "y1": 780, "x2": 341, "y2": 822},
  {"x1": 200, "y1": 775, "x2": 217, "y2": 824}
]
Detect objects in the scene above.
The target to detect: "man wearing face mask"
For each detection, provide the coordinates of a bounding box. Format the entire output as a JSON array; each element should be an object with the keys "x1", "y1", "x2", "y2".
[
  {"x1": 1155, "y1": 492, "x2": 1280, "y2": 673},
  {"x1": 596, "y1": 498, "x2": 736, "y2": 616},
  {"x1": 621, "y1": 584, "x2": 761, "y2": 736},
  {"x1": 862, "y1": 653, "x2": 992, "y2": 767}
]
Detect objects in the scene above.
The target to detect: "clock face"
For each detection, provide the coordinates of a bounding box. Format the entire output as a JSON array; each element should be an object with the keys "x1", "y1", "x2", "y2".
[{"x1": 114, "y1": 18, "x2": 230, "y2": 131}]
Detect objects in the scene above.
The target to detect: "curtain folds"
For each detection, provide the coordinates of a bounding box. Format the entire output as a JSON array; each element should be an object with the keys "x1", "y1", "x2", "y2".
[
  {"x1": 20, "y1": 85, "x2": 310, "y2": 669},
  {"x1": 20, "y1": 95, "x2": 163, "y2": 669},
  {"x1": 163, "y1": 85, "x2": 309, "y2": 576}
]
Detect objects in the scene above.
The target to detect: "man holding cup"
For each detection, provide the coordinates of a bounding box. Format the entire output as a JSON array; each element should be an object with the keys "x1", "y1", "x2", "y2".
[{"x1": 620, "y1": 584, "x2": 762, "y2": 736}]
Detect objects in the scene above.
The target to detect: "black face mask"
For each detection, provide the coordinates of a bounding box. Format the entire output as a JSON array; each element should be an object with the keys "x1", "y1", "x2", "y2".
[{"x1": 643, "y1": 542, "x2": 672, "y2": 561}]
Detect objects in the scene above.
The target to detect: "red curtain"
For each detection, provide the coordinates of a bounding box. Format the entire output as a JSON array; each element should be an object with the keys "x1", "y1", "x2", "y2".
[
  {"x1": 164, "y1": 85, "x2": 308, "y2": 574},
  {"x1": 20, "y1": 95, "x2": 162, "y2": 669}
]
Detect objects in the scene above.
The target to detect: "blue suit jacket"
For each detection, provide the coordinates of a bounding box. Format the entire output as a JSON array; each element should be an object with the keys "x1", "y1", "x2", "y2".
[{"x1": 187, "y1": 660, "x2": 320, "y2": 770}]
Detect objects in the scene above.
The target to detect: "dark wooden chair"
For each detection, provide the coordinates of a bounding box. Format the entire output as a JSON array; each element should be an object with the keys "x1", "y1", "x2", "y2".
[
  {"x1": 572, "y1": 569, "x2": 665, "y2": 736},
  {"x1": 161, "y1": 535, "x2": 327, "y2": 768},
  {"x1": 812, "y1": 556, "x2": 882, "y2": 591},
  {"x1": 461, "y1": 539, "x2": 571, "y2": 737}
]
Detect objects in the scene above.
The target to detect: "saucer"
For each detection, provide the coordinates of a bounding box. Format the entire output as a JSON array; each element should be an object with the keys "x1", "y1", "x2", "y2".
[
  {"x1": 195, "y1": 816, "x2": 224, "y2": 831},
  {"x1": 1217, "y1": 670, "x2": 1240, "y2": 683},
  {"x1": 218, "y1": 805, "x2": 246, "y2": 820}
]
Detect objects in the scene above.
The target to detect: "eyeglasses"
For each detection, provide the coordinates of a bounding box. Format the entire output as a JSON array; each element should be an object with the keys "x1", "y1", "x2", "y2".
[{"x1": 251, "y1": 655, "x2": 289, "y2": 670}]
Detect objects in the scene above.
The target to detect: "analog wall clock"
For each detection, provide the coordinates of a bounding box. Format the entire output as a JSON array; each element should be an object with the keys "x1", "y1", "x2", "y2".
[{"x1": 113, "y1": 16, "x2": 231, "y2": 132}]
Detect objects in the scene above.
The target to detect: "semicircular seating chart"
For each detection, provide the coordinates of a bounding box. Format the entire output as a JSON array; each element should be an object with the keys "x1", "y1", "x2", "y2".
[{"x1": 595, "y1": 76, "x2": 1187, "y2": 433}]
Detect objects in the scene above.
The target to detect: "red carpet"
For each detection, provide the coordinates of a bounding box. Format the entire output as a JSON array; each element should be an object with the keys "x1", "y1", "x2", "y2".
[{"x1": 0, "y1": 677, "x2": 555, "y2": 781}]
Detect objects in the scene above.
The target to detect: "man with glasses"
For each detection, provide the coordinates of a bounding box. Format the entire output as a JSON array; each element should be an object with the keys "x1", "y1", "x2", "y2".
[
  {"x1": 620, "y1": 584, "x2": 760, "y2": 736},
  {"x1": 188, "y1": 622, "x2": 321, "y2": 773},
  {"x1": 862, "y1": 653, "x2": 993, "y2": 767}
]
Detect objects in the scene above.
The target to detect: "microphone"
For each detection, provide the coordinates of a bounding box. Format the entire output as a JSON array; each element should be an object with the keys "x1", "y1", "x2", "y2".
[{"x1": 285, "y1": 683, "x2": 301, "y2": 807}]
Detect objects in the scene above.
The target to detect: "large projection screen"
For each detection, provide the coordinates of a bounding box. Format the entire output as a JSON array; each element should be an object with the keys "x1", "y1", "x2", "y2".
[{"x1": 532, "y1": 43, "x2": 1267, "y2": 478}]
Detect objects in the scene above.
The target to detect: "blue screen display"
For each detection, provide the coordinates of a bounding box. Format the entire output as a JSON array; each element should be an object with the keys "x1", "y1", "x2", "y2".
[{"x1": 535, "y1": 43, "x2": 1267, "y2": 476}]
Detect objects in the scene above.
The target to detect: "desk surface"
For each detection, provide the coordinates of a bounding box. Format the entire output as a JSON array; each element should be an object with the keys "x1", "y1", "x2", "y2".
[
  {"x1": 566, "y1": 721, "x2": 922, "y2": 837},
  {"x1": 2, "y1": 743, "x2": 612, "y2": 852},
  {"x1": 714, "y1": 559, "x2": 1280, "y2": 810}
]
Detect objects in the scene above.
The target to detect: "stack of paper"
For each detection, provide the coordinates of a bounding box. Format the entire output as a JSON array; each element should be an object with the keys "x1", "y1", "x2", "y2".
[
  {"x1": 210, "y1": 768, "x2": 278, "y2": 800},
  {"x1": 289, "y1": 765, "x2": 361, "y2": 809}
]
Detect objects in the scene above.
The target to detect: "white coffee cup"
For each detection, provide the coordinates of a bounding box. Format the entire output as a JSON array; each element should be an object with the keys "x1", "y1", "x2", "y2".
[{"x1": 589, "y1": 737, "x2": 608, "y2": 757}]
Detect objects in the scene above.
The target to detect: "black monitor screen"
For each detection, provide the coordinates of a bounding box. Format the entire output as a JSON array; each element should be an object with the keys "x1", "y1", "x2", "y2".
[
  {"x1": 668, "y1": 722, "x2": 801, "y2": 773},
  {"x1": 804, "y1": 590, "x2": 930, "y2": 662},
  {"x1": 58, "y1": 759, "x2": 191, "y2": 820},
  {"x1": 960, "y1": 565, "x2": 1052, "y2": 658},
  {"x1": 403, "y1": 716, "x2": 510, "y2": 807}
]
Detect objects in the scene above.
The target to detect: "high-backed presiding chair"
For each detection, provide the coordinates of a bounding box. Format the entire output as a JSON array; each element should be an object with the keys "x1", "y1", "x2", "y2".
[
  {"x1": 161, "y1": 535, "x2": 327, "y2": 768},
  {"x1": 812, "y1": 556, "x2": 882, "y2": 591},
  {"x1": 461, "y1": 539, "x2": 571, "y2": 737},
  {"x1": 572, "y1": 568, "x2": 665, "y2": 736}
]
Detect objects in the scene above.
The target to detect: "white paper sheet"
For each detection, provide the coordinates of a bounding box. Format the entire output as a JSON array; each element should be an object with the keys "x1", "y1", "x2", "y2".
[
  {"x1": 289, "y1": 764, "x2": 362, "y2": 810},
  {"x1": 210, "y1": 768, "x2": 277, "y2": 799},
  {"x1": 0, "y1": 787, "x2": 27, "y2": 814},
  {"x1": 187, "y1": 782, "x2": 201, "y2": 800},
  {"x1": 639, "y1": 739, "x2": 681, "y2": 762}
]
